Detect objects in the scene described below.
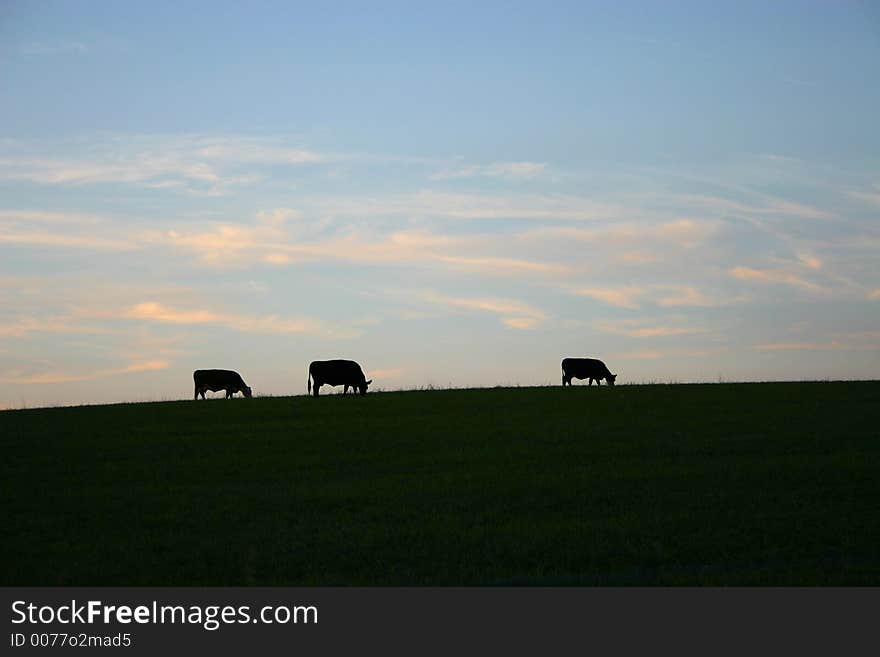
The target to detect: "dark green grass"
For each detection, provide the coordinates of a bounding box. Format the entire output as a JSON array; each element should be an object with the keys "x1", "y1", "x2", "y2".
[{"x1": 2, "y1": 382, "x2": 879, "y2": 585}]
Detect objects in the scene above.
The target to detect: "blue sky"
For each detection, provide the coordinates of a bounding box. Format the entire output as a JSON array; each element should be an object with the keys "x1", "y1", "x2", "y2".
[{"x1": 1, "y1": 1, "x2": 879, "y2": 407}]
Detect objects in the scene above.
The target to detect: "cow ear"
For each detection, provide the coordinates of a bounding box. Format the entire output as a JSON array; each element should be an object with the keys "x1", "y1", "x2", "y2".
[{"x1": 366, "y1": 379, "x2": 372, "y2": 385}]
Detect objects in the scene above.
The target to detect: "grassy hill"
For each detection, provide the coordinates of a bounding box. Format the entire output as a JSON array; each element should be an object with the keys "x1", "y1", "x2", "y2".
[{"x1": 2, "y1": 382, "x2": 879, "y2": 585}]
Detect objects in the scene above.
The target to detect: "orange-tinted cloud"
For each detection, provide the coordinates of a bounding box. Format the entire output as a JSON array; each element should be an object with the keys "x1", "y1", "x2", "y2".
[
  {"x1": 123, "y1": 301, "x2": 358, "y2": 338},
  {"x1": 729, "y1": 266, "x2": 824, "y2": 293},
  {"x1": 596, "y1": 319, "x2": 703, "y2": 338},
  {"x1": 125, "y1": 302, "x2": 219, "y2": 324},
  {"x1": 0, "y1": 359, "x2": 169, "y2": 384},
  {"x1": 576, "y1": 287, "x2": 645, "y2": 309},
  {"x1": 420, "y1": 293, "x2": 547, "y2": 329}
]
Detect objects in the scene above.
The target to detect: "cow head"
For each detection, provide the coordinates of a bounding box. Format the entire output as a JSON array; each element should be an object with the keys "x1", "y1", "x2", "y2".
[
  {"x1": 359, "y1": 379, "x2": 373, "y2": 395},
  {"x1": 243, "y1": 386, "x2": 253, "y2": 398},
  {"x1": 607, "y1": 374, "x2": 617, "y2": 386}
]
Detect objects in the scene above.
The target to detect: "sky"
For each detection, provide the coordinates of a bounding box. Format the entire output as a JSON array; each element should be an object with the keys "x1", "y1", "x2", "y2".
[{"x1": 1, "y1": 0, "x2": 879, "y2": 408}]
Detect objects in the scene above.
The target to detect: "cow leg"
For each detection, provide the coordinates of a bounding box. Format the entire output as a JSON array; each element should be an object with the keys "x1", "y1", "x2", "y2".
[
  {"x1": 588, "y1": 378, "x2": 593, "y2": 386},
  {"x1": 343, "y1": 385, "x2": 348, "y2": 395},
  {"x1": 194, "y1": 384, "x2": 199, "y2": 400},
  {"x1": 313, "y1": 382, "x2": 320, "y2": 397}
]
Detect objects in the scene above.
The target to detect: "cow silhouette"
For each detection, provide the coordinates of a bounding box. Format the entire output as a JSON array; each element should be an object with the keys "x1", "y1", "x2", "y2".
[
  {"x1": 193, "y1": 369, "x2": 253, "y2": 399},
  {"x1": 308, "y1": 360, "x2": 372, "y2": 396},
  {"x1": 561, "y1": 358, "x2": 617, "y2": 386}
]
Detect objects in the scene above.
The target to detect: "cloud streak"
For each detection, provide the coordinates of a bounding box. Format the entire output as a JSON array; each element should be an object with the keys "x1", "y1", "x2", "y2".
[
  {"x1": 596, "y1": 319, "x2": 703, "y2": 338},
  {"x1": 0, "y1": 135, "x2": 330, "y2": 194},
  {"x1": 575, "y1": 285, "x2": 726, "y2": 309},
  {"x1": 419, "y1": 293, "x2": 547, "y2": 329},
  {"x1": 0, "y1": 360, "x2": 169, "y2": 385},
  {"x1": 0, "y1": 317, "x2": 113, "y2": 338},
  {"x1": 729, "y1": 266, "x2": 825, "y2": 293},
  {"x1": 163, "y1": 213, "x2": 569, "y2": 278},
  {"x1": 123, "y1": 301, "x2": 359, "y2": 339},
  {"x1": 306, "y1": 190, "x2": 627, "y2": 221},
  {"x1": 528, "y1": 218, "x2": 719, "y2": 249},
  {"x1": 430, "y1": 161, "x2": 547, "y2": 180},
  {"x1": 753, "y1": 341, "x2": 871, "y2": 352},
  {"x1": 576, "y1": 286, "x2": 645, "y2": 309}
]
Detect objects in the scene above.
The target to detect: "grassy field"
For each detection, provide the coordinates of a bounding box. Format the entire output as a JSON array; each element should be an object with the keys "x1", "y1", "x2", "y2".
[{"x1": 2, "y1": 382, "x2": 879, "y2": 585}]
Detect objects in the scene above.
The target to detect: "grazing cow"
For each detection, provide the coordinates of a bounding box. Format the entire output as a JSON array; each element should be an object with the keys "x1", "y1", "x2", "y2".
[
  {"x1": 193, "y1": 369, "x2": 253, "y2": 399},
  {"x1": 561, "y1": 358, "x2": 617, "y2": 387},
  {"x1": 308, "y1": 359, "x2": 372, "y2": 397}
]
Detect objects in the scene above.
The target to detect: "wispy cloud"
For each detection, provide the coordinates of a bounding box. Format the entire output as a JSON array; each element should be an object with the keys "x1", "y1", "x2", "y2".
[
  {"x1": 0, "y1": 208, "x2": 145, "y2": 251},
  {"x1": 0, "y1": 360, "x2": 169, "y2": 385},
  {"x1": 164, "y1": 213, "x2": 567, "y2": 277},
  {"x1": 430, "y1": 161, "x2": 546, "y2": 180},
  {"x1": 617, "y1": 347, "x2": 725, "y2": 360},
  {"x1": 848, "y1": 186, "x2": 880, "y2": 208},
  {"x1": 435, "y1": 255, "x2": 571, "y2": 276},
  {"x1": 616, "y1": 349, "x2": 666, "y2": 360},
  {"x1": 529, "y1": 218, "x2": 719, "y2": 249},
  {"x1": 0, "y1": 208, "x2": 150, "y2": 252},
  {"x1": 616, "y1": 251, "x2": 658, "y2": 265},
  {"x1": 0, "y1": 317, "x2": 113, "y2": 338},
  {"x1": 729, "y1": 266, "x2": 825, "y2": 293},
  {"x1": 0, "y1": 210, "x2": 102, "y2": 224},
  {"x1": 419, "y1": 293, "x2": 547, "y2": 329},
  {"x1": 575, "y1": 284, "x2": 724, "y2": 309},
  {"x1": 576, "y1": 286, "x2": 645, "y2": 309},
  {"x1": 307, "y1": 190, "x2": 627, "y2": 221},
  {"x1": 673, "y1": 194, "x2": 834, "y2": 221},
  {"x1": 755, "y1": 330, "x2": 880, "y2": 352},
  {"x1": 123, "y1": 301, "x2": 359, "y2": 338},
  {"x1": 753, "y1": 341, "x2": 868, "y2": 351},
  {"x1": 596, "y1": 319, "x2": 703, "y2": 338},
  {"x1": 797, "y1": 253, "x2": 823, "y2": 270},
  {"x1": 125, "y1": 302, "x2": 219, "y2": 324},
  {"x1": 0, "y1": 207, "x2": 505, "y2": 272},
  {"x1": 163, "y1": 209, "x2": 296, "y2": 265},
  {"x1": 655, "y1": 286, "x2": 718, "y2": 307},
  {"x1": 0, "y1": 228, "x2": 139, "y2": 251},
  {"x1": 0, "y1": 135, "x2": 329, "y2": 194}
]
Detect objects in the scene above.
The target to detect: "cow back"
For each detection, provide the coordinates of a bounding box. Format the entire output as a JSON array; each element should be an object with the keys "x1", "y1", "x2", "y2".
[
  {"x1": 309, "y1": 359, "x2": 366, "y2": 385},
  {"x1": 194, "y1": 369, "x2": 245, "y2": 387},
  {"x1": 562, "y1": 358, "x2": 611, "y2": 377}
]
